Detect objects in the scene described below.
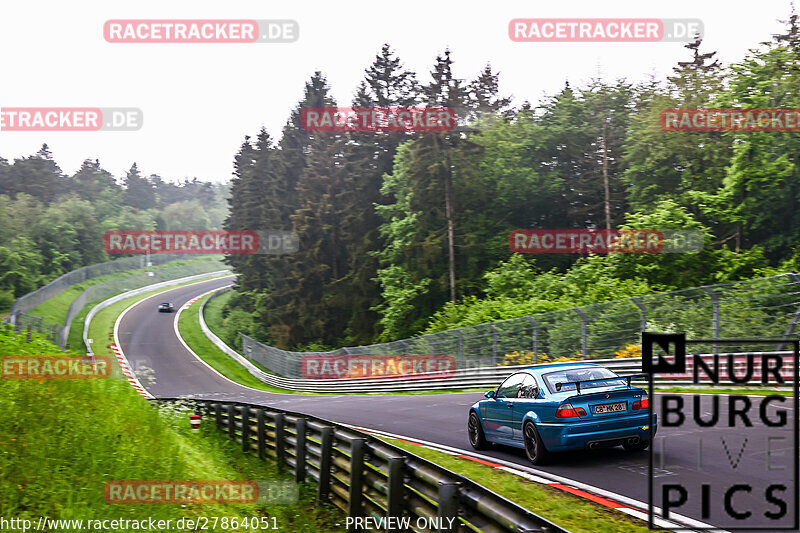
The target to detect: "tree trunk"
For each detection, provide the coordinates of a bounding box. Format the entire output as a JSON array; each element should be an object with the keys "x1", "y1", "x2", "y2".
[
  {"x1": 602, "y1": 119, "x2": 611, "y2": 231},
  {"x1": 444, "y1": 149, "x2": 456, "y2": 303}
]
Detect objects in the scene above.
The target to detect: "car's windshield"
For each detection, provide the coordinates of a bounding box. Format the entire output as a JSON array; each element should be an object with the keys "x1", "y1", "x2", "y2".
[
  {"x1": 542, "y1": 367, "x2": 625, "y2": 394},
  {"x1": 160, "y1": 303, "x2": 171, "y2": 306}
]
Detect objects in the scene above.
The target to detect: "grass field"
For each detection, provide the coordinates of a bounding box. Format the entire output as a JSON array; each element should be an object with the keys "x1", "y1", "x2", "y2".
[
  {"x1": 0, "y1": 324, "x2": 345, "y2": 532},
  {"x1": 383, "y1": 437, "x2": 651, "y2": 533},
  {"x1": 179, "y1": 289, "x2": 486, "y2": 396},
  {"x1": 24, "y1": 256, "x2": 226, "y2": 350}
]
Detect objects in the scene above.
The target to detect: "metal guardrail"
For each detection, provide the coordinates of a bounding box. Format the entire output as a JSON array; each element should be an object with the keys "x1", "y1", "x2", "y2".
[
  {"x1": 237, "y1": 273, "x2": 800, "y2": 377},
  {"x1": 155, "y1": 397, "x2": 571, "y2": 533},
  {"x1": 84, "y1": 270, "x2": 232, "y2": 356},
  {"x1": 199, "y1": 289, "x2": 796, "y2": 392},
  {"x1": 3, "y1": 257, "x2": 226, "y2": 348},
  {"x1": 58, "y1": 261, "x2": 227, "y2": 348},
  {"x1": 9, "y1": 254, "x2": 197, "y2": 323}
]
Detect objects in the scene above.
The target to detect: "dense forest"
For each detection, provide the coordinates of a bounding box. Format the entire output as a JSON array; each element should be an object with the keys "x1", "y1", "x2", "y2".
[
  {"x1": 5, "y1": 14, "x2": 800, "y2": 352},
  {"x1": 222, "y1": 14, "x2": 800, "y2": 350},
  {"x1": 0, "y1": 151, "x2": 229, "y2": 311}
]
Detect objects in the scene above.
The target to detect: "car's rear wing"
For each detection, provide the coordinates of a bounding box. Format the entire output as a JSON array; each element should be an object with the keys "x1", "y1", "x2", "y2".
[{"x1": 555, "y1": 373, "x2": 650, "y2": 394}]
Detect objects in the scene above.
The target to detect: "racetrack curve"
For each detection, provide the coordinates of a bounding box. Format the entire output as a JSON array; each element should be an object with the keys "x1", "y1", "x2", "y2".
[{"x1": 118, "y1": 277, "x2": 799, "y2": 532}]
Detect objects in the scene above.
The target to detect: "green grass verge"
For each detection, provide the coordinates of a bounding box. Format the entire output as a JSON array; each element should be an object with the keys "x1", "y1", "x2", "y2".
[
  {"x1": 0, "y1": 325, "x2": 344, "y2": 533},
  {"x1": 382, "y1": 436, "x2": 650, "y2": 533},
  {"x1": 180, "y1": 291, "x2": 486, "y2": 396},
  {"x1": 85, "y1": 276, "x2": 233, "y2": 359},
  {"x1": 203, "y1": 287, "x2": 235, "y2": 345},
  {"x1": 28, "y1": 256, "x2": 223, "y2": 326},
  {"x1": 178, "y1": 292, "x2": 294, "y2": 394}
]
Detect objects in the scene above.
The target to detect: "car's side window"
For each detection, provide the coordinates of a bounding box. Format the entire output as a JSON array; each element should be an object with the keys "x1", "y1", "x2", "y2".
[
  {"x1": 517, "y1": 374, "x2": 538, "y2": 398},
  {"x1": 496, "y1": 372, "x2": 527, "y2": 399}
]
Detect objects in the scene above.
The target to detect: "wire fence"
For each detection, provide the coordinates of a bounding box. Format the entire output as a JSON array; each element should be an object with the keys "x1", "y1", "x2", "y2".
[
  {"x1": 8, "y1": 254, "x2": 195, "y2": 321},
  {"x1": 60, "y1": 261, "x2": 227, "y2": 347},
  {"x1": 241, "y1": 272, "x2": 800, "y2": 378},
  {"x1": 4, "y1": 254, "x2": 226, "y2": 348},
  {"x1": 157, "y1": 398, "x2": 570, "y2": 533}
]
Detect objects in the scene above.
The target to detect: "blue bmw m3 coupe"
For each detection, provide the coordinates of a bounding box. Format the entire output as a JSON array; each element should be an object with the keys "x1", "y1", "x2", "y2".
[{"x1": 468, "y1": 362, "x2": 656, "y2": 465}]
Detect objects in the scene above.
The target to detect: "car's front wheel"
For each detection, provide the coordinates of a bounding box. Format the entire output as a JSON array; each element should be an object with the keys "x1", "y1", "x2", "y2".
[
  {"x1": 468, "y1": 411, "x2": 489, "y2": 450},
  {"x1": 523, "y1": 421, "x2": 550, "y2": 465}
]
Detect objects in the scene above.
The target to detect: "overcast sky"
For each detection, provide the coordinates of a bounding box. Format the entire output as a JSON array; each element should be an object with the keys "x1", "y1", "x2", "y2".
[{"x1": 0, "y1": 0, "x2": 794, "y2": 183}]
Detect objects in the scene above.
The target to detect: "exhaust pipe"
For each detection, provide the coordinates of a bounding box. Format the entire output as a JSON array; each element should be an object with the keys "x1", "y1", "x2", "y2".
[
  {"x1": 627, "y1": 437, "x2": 640, "y2": 445},
  {"x1": 588, "y1": 442, "x2": 599, "y2": 449}
]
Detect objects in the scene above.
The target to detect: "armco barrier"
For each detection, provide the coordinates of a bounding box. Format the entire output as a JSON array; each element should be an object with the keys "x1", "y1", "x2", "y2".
[
  {"x1": 155, "y1": 397, "x2": 571, "y2": 533},
  {"x1": 53, "y1": 261, "x2": 227, "y2": 348},
  {"x1": 9, "y1": 254, "x2": 195, "y2": 322},
  {"x1": 236, "y1": 272, "x2": 800, "y2": 376},
  {"x1": 84, "y1": 270, "x2": 232, "y2": 356},
  {"x1": 198, "y1": 288, "x2": 795, "y2": 392}
]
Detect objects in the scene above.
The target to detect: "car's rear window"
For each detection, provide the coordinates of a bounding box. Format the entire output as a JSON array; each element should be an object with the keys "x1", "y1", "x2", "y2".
[{"x1": 542, "y1": 367, "x2": 625, "y2": 394}]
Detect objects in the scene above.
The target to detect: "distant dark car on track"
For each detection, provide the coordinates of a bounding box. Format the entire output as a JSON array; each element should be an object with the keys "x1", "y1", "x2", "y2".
[
  {"x1": 468, "y1": 362, "x2": 655, "y2": 465},
  {"x1": 157, "y1": 302, "x2": 174, "y2": 313}
]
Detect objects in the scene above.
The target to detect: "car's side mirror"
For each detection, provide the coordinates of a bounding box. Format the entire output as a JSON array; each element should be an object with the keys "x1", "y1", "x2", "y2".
[{"x1": 484, "y1": 390, "x2": 495, "y2": 399}]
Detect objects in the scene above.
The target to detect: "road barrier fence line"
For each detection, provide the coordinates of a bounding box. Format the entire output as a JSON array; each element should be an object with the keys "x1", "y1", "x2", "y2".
[
  {"x1": 83, "y1": 270, "x2": 232, "y2": 356},
  {"x1": 2, "y1": 254, "x2": 226, "y2": 348},
  {"x1": 154, "y1": 397, "x2": 571, "y2": 533},
  {"x1": 201, "y1": 288, "x2": 797, "y2": 393},
  {"x1": 234, "y1": 272, "x2": 800, "y2": 380}
]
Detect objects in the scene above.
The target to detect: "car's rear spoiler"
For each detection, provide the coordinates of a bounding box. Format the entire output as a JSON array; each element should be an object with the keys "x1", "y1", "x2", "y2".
[{"x1": 555, "y1": 373, "x2": 650, "y2": 394}]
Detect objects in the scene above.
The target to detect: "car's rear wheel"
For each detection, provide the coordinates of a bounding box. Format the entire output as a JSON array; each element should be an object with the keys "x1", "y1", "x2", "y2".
[
  {"x1": 468, "y1": 411, "x2": 489, "y2": 450},
  {"x1": 623, "y1": 439, "x2": 649, "y2": 452},
  {"x1": 523, "y1": 421, "x2": 550, "y2": 465}
]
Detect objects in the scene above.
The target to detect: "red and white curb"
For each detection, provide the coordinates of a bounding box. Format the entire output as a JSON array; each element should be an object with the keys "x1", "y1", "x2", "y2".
[
  {"x1": 345, "y1": 424, "x2": 727, "y2": 533},
  {"x1": 182, "y1": 296, "x2": 202, "y2": 310},
  {"x1": 109, "y1": 343, "x2": 154, "y2": 399}
]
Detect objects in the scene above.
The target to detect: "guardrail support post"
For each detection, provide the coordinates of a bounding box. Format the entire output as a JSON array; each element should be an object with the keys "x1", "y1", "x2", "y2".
[
  {"x1": 295, "y1": 418, "x2": 306, "y2": 483},
  {"x1": 386, "y1": 457, "x2": 405, "y2": 523},
  {"x1": 424, "y1": 334, "x2": 436, "y2": 356},
  {"x1": 214, "y1": 404, "x2": 223, "y2": 429},
  {"x1": 317, "y1": 426, "x2": 333, "y2": 502},
  {"x1": 702, "y1": 286, "x2": 720, "y2": 354},
  {"x1": 437, "y1": 481, "x2": 460, "y2": 532},
  {"x1": 777, "y1": 273, "x2": 800, "y2": 352},
  {"x1": 275, "y1": 413, "x2": 285, "y2": 470},
  {"x1": 256, "y1": 409, "x2": 266, "y2": 459},
  {"x1": 572, "y1": 308, "x2": 588, "y2": 358},
  {"x1": 227, "y1": 404, "x2": 236, "y2": 438},
  {"x1": 347, "y1": 439, "x2": 366, "y2": 530},
  {"x1": 524, "y1": 316, "x2": 539, "y2": 363},
  {"x1": 240, "y1": 406, "x2": 250, "y2": 453},
  {"x1": 488, "y1": 325, "x2": 498, "y2": 366},
  {"x1": 630, "y1": 296, "x2": 647, "y2": 333}
]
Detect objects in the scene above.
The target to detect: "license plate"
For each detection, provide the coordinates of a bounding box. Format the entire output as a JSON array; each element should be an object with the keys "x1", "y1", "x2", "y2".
[{"x1": 593, "y1": 401, "x2": 626, "y2": 414}]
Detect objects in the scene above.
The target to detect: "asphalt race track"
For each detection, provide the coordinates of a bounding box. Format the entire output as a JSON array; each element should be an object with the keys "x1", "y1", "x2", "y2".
[{"x1": 118, "y1": 277, "x2": 799, "y2": 532}]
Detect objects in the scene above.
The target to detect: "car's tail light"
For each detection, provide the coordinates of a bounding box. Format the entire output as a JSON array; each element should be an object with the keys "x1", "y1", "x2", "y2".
[
  {"x1": 556, "y1": 403, "x2": 586, "y2": 418},
  {"x1": 632, "y1": 395, "x2": 649, "y2": 410}
]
